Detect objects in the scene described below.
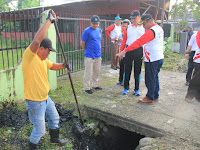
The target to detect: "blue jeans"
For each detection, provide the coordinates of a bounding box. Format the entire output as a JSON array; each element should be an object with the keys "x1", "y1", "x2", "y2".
[
  {"x1": 25, "y1": 97, "x2": 59, "y2": 144},
  {"x1": 145, "y1": 59, "x2": 163, "y2": 100}
]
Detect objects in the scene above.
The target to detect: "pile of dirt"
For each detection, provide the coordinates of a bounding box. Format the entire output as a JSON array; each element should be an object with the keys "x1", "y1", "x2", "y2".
[
  {"x1": 55, "y1": 103, "x2": 73, "y2": 124},
  {"x1": 0, "y1": 101, "x2": 28, "y2": 130}
]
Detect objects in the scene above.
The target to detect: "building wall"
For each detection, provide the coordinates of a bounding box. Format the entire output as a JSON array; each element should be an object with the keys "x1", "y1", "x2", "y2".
[{"x1": 49, "y1": 0, "x2": 140, "y2": 16}]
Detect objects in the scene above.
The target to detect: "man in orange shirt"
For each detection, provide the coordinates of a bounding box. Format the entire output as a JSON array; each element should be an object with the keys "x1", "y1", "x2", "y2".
[{"x1": 22, "y1": 10, "x2": 69, "y2": 149}]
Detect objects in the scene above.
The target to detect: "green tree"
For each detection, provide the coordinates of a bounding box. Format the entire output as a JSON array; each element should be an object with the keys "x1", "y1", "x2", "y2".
[
  {"x1": 178, "y1": 20, "x2": 188, "y2": 30},
  {"x1": 0, "y1": 0, "x2": 13, "y2": 11},
  {"x1": 17, "y1": 0, "x2": 40, "y2": 9},
  {"x1": 193, "y1": 5, "x2": 200, "y2": 21},
  {"x1": 170, "y1": 0, "x2": 195, "y2": 21}
]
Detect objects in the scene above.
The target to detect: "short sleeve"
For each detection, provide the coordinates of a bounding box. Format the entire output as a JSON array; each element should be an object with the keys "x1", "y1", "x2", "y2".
[
  {"x1": 45, "y1": 59, "x2": 53, "y2": 69},
  {"x1": 81, "y1": 29, "x2": 89, "y2": 42},
  {"x1": 188, "y1": 34, "x2": 195, "y2": 46},
  {"x1": 100, "y1": 29, "x2": 102, "y2": 41}
]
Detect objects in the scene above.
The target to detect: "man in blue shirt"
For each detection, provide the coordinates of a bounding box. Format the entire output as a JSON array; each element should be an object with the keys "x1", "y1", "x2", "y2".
[{"x1": 81, "y1": 15, "x2": 102, "y2": 94}]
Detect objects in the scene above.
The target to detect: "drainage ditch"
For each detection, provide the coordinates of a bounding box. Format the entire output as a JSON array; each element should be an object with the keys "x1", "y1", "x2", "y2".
[{"x1": 0, "y1": 101, "x2": 146, "y2": 150}]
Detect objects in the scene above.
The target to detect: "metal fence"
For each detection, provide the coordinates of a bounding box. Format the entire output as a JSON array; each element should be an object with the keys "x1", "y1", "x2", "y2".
[
  {"x1": 0, "y1": 9, "x2": 113, "y2": 77},
  {"x1": 0, "y1": 8, "x2": 42, "y2": 70},
  {"x1": 174, "y1": 31, "x2": 180, "y2": 42},
  {"x1": 56, "y1": 15, "x2": 113, "y2": 76}
]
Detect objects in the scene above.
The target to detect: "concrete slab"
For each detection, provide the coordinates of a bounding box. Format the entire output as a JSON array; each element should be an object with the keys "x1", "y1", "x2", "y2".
[
  {"x1": 56, "y1": 65, "x2": 200, "y2": 148},
  {"x1": 70, "y1": 65, "x2": 200, "y2": 143}
]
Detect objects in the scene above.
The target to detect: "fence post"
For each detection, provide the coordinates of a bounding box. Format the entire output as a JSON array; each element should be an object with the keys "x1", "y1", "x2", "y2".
[
  {"x1": 41, "y1": 10, "x2": 57, "y2": 90},
  {"x1": 169, "y1": 24, "x2": 174, "y2": 50}
]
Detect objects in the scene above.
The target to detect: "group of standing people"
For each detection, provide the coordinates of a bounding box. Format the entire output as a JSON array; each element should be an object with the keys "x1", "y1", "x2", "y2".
[{"x1": 81, "y1": 10, "x2": 165, "y2": 104}]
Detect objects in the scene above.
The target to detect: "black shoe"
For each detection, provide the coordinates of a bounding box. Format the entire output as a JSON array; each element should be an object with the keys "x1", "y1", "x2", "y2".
[
  {"x1": 49, "y1": 128, "x2": 68, "y2": 146},
  {"x1": 93, "y1": 87, "x2": 102, "y2": 90},
  {"x1": 111, "y1": 67, "x2": 117, "y2": 70},
  {"x1": 117, "y1": 82, "x2": 122, "y2": 85},
  {"x1": 29, "y1": 141, "x2": 37, "y2": 150},
  {"x1": 84, "y1": 90, "x2": 93, "y2": 94}
]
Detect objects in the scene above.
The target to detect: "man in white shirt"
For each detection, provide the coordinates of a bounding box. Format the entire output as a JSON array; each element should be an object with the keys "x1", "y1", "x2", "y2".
[
  {"x1": 185, "y1": 33, "x2": 197, "y2": 86},
  {"x1": 120, "y1": 10, "x2": 145, "y2": 95}
]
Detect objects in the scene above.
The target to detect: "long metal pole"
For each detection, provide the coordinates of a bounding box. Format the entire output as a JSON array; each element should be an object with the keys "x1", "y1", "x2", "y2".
[{"x1": 54, "y1": 20, "x2": 84, "y2": 126}]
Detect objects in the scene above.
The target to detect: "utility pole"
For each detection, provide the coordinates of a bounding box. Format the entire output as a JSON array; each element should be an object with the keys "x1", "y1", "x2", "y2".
[{"x1": 160, "y1": 0, "x2": 165, "y2": 28}]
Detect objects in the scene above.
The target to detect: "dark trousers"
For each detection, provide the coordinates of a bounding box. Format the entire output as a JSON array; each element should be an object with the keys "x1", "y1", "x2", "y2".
[
  {"x1": 145, "y1": 59, "x2": 163, "y2": 100},
  {"x1": 124, "y1": 47, "x2": 143, "y2": 90},
  {"x1": 186, "y1": 51, "x2": 195, "y2": 82},
  {"x1": 119, "y1": 58, "x2": 125, "y2": 82},
  {"x1": 186, "y1": 63, "x2": 200, "y2": 101}
]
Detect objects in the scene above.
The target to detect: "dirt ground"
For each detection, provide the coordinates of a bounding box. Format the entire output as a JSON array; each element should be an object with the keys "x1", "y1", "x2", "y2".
[{"x1": 57, "y1": 64, "x2": 200, "y2": 150}]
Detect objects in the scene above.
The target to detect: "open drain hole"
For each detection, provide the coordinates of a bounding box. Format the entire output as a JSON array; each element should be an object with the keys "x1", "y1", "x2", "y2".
[{"x1": 72, "y1": 121, "x2": 145, "y2": 150}]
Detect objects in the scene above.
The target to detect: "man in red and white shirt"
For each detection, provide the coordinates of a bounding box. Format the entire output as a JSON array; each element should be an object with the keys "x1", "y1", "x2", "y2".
[
  {"x1": 120, "y1": 10, "x2": 145, "y2": 95},
  {"x1": 185, "y1": 32, "x2": 197, "y2": 86},
  {"x1": 185, "y1": 30, "x2": 200, "y2": 102},
  {"x1": 105, "y1": 16, "x2": 122, "y2": 70},
  {"x1": 117, "y1": 14, "x2": 164, "y2": 103}
]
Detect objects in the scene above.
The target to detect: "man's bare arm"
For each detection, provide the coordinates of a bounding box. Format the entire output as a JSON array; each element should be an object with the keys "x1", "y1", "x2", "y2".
[
  {"x1": 81, "y1": 41, "x2": 86, "y2": 50},
  {"x1": 50, "y1": 63, "x2": 64, "y2": 70},
  {"x1": 30, "y1": 10, "x2": 56, "y2": 54},
  {"x1": 185, "y1": 45, "x2": 192, "y2": 59}
]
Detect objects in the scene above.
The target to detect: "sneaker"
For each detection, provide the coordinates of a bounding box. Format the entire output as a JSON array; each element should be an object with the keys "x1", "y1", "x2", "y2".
[
  {"x1": 134, "y1": 90, "x2": 140, "y2": 96},
  {"x1": 122, "y1": 89, "x2": 129, "y2": 95},
  {"x1": 84, "y1": 90, "x2": 93, "y2": 94},
  {"x1": 185, "y1": 81, "x2": 189, "y2": 86},
  {"x1": 93, "y1": 87, "x2": 102, "y2": 90}
]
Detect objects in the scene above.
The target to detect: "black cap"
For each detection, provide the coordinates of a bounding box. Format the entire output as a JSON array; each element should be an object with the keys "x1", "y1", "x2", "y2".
[
  {"x1": 139, "y1": 14, "x2": 153, "y2": 24},
  {"x1": 130, "y1": 10, "x2": 140, "y2": 19},
  {"x1": 40, "y1": 37, "x2": 57, "y2": 52},
  {"x1": 91, "y1": 15, "x2": 100, "y2": 24}
]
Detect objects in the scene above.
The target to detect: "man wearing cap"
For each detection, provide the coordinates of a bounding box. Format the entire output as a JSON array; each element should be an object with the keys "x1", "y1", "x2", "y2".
[
  {"x1": 22, "y1": 10, "x2": 68, "y2": 149},
  {"x1": 117, "y1": 14, "x2": 164, "y2": 103},
  {"x1": 120, "y1": 10, "x2": 145, "y2": 95},
  {"x1": 105, "y1": 16, "x2": 122, "y2": 70},
  {"x1": 81, "y1": 15, "x2": 102, "y2": 94}
]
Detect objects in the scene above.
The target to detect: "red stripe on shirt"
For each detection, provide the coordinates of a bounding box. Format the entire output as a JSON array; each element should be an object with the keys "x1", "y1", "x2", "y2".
[
  {"x1": 105, "y1": 24, "x2": 115, "y2": 38},
  {"x1": 125, "y1": 29, "x2": 155, "y2": 52}
]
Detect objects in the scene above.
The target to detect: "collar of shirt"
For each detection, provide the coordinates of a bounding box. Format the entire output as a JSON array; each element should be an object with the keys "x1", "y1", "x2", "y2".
[
  {"x1": 131, "y1": 24, "x2": 142, "y2": 27},
  {"x1": 151, "y1": 23, "x2": 157, "y2": 28}
]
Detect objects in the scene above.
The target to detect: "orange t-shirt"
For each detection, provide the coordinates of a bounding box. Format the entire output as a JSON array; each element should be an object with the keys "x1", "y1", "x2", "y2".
[{"x1": 22, "y1": 46, "x2": 53, "y2": 101}]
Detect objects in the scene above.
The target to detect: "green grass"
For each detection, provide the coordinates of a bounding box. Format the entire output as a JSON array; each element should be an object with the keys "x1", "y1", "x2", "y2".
[{"x1": 162, "y1": 52, "x2": 187, "y2": 72}]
